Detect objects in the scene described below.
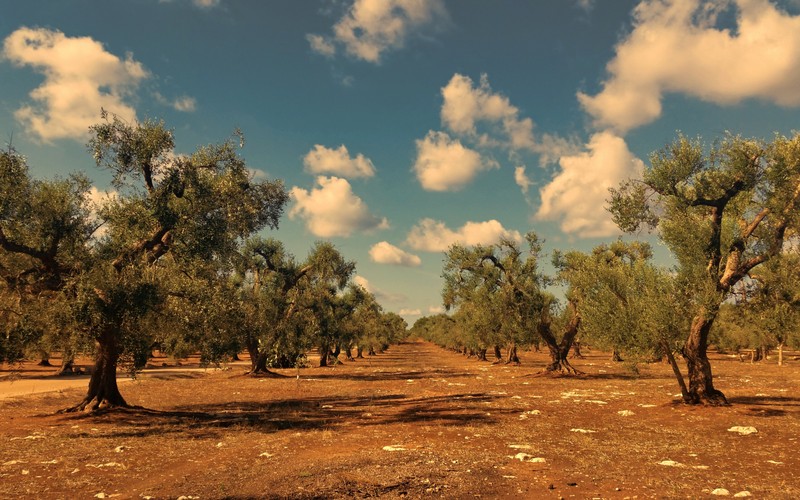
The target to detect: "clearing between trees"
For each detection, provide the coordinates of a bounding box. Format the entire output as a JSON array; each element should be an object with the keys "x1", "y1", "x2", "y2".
[{"x1": 1, "y1": 340, "x2": 798, "y2": 499}]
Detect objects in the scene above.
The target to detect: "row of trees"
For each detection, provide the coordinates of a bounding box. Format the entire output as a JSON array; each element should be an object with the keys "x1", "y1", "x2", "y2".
[
  {"x1": 413, "y1": 133, "x2": 800, "y2": 406},
  {"x1": 0, "y1": 115, "x2": 406, "y2": 412}
]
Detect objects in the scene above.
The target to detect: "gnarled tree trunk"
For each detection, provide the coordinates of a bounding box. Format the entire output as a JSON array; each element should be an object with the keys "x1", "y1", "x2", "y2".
[
  {"x1": 537, "y1": 304, "x2": 582, "y2": 375},
  {"x1": 683, "y1": 312, "x2": 728, "y2": 405},
  {"x1": 62, "y1": 328, "x2": 127, "y2": 412},
  {"x1": 506, "y1": 343, "x2": 520, "y2": 364}
]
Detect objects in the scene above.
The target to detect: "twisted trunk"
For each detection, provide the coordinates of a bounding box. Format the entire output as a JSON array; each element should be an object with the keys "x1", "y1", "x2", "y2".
[
  {"x1": 62, "y1": 327, "x2": 128, "y2": 412},
  {"x1": 683, "y1": 311, "x2": 728, "y2": 405}
]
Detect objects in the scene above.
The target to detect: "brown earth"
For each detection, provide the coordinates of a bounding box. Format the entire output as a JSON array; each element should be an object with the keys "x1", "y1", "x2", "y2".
[{"x1": 0, "y1": 340, "x2": 798, "y2": 499}]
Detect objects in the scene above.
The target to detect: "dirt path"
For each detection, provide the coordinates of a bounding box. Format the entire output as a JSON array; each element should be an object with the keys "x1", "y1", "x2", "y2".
[{"x1": 1, "y1": 340, "x2": 798, "y2": 499}]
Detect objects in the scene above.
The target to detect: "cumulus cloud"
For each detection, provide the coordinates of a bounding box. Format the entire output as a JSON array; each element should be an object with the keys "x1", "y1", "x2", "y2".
[
  {"x1": 579, "y1": 0, "x2": 800, "y2": 132},
  {"x1": 309, "y1": 0, "x2": 449, "y2": 63},
  {"x1": 289, "y1": 176, "x2": 388, "y2": 238},
  {"x1": 536, "y1": 131, "x2": 644, "y2": 238},
  {"x1": 306, "y1": 34, "x2": 336, "y2": 57},
  {"x1": 406, "y1": 218, "x2": 522, "y2": 252},
  {"x1": 303, "y1": 144, "x2": 376, "y2": 178},
  {"x1": 413, "y1": 130, "x2": 497, "y2": 191},
  {"x1": 369, "y1": 241, "x2": 422, "y2": 267},
  {"x1": 441, "y1": 73, "x2": 576, "y2": 164},
  {"x1": 354, "y1": 275, "x2": 407, "y2": 303},
  {"x1": 193, "y1": 0, "x2": 220, "y2": 8},
  {"x1": 428, "y1": 305, "x2": 444, "y2": 314},
  {"x1": 514, "y1": 166, "x2": 534, "y2": 195},
  {"x1": 2, "y1": 27, "x2": 148, "y2": 142}
]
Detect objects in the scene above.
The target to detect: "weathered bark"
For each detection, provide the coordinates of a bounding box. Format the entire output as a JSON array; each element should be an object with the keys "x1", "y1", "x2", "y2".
[
  {"x1": 611, "y1": 350, "x2": 624, "y2": 362},
  {"x1": 319, "y1": 344, "x2": 329, "y2": 367},
  {"x1": 506, "y1": 343, "x2": 520, "y2": 364},
  {"x1": 61, "y1": 328, "x2": 128, "y2": 412},
  {"x1": 37, "y1": 351, "x2": 52, "y2": 366},
  {"x1": 661, "y1": 340, "x2": 689, "y2": 402},
  {"x1": 683, "y1": 312, "x2": 728, "y2": 405},
  {"x1": 778, "y1": 342, "x2": 784, "y2": 366},
  {"x1": 368, "y1": 346, "x2": 376, "y2": 356},
  {"x1": 493, "y1": 345, "x2": 502, "y2": 361},
  {"x1": 537, "y1": 304, "x2": 582, "y2": 375},
  {"x1": 55, "y1": 353, "x2": 75, "y2": 376},
  {"x1": 356, "y1": 346, "x2": 364, "y2": 359},
  {"x1": 476, "y1": 348, "x2": 488, "y2": 361},
  {"x1": 345, "y1": 346, "x2": 355, "y2": 361},
  {"x1": 570, "y1": 341, "x2": 585, "y2": 359},
  {"x1": 330, "y1": 344, "x2": 341, "y2": 365}
]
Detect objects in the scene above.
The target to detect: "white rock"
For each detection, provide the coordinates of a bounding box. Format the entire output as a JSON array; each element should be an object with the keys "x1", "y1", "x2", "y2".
[
  {"x1": 382, "y1": 445, "x2": 406, "y2": 452},
  {"x1": 510, "y1": 453, "x2": 545, "y2": 463},
  {"x1": 711, "y1": 488, "x2": 730, "y2": 496},
  {"x1": 508, "y1": 444, "x2": 533, "y2": 450},
  {"x1": 617, "y1": 410, "x2": 635, "y2": 416},
  {"x1": 114, "y1": 446, "x2": 126, "y2": 453},
  {"x1": 766, "y1": 460, "x2": 783, "y2": 465},
  {"x1": 727, "y1": 426, "x2": 758, "y2": 435},
  {"x1": 733, "y1": 492, "x2": 752, "y2": 498},
  {"x1": 258, "y1": 452, "x2": 273, "y2": 458},
  {"x1": 570, "y1": 428, "x2": 597, "y2": 434},
  {"x1": 584, "y1": 400, "x2": 608, "y2": 405},
  {"x1": 658, "y1": 460, "x2": 684, "y2": 467},
  {"x1": 95, "y1": 494, "x2": 106, "y2": 499}
]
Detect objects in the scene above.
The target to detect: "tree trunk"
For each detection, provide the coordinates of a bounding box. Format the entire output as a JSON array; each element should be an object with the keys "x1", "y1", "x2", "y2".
[
  {"x1": 330, "y1": 344, "x2": 341, "y2": 365},
  {"x1": 611, "y1": 350, "x2": 624, "y2": 362},
  {"x1": 368, "y1": 346, "x2": 376, "y2": 356},
  {"x1": 37, "y1": 350, "x2": 52, "y2": 366},
  {"x1": 318, "y1": 344, "x2": 329, "y2": 367},
  {"x1": 245, "y1": 335, "x2": 273, "y2": 375},
  {"x1": 62, "y1": 328, "x2": 128, "y2": 412},
  {"x1": 55, "y1": 352, "x2": 75, "y2": 376},
  {"x1": 570, "y1": 341, "x2": 585, "y2": 359},
  {"x1": 345, "y1": 346, "x2": 355, "y2": 361},
  {"x1": 356, "y1": 346, "x2": 364, "y2": 359},
  {"x1": 506, "y1": 343, "x2": 520, "y2": 364},
  {"x1": 537, "y1": 303, "x2": 582, "y2": 375},
  {"x1": 778, "y1": 342, "x2": 784, "y2": 366},
  {"x1": 683, "y1": 312, "x2": 728, "y2": 405},
  {"x1": 477, "y1": 348, "x2": 488, "y2": 361},
  {"x1": 493, "y1": 345, "x2": 502, "y2": 361},
  {"x1": 661, "y1": 340, "x2": 689, "y2": 402}
]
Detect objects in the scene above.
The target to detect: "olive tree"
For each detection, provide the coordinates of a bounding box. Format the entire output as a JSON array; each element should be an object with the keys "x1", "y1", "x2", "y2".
[{"x1": 609, "y1": 133, "x2": 800, "y2": 405}]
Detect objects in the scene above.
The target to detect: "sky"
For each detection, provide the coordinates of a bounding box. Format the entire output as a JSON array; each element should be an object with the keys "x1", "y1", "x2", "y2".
[{"x1": 2, "y1": 0, "x2": 800, "y2": 325}]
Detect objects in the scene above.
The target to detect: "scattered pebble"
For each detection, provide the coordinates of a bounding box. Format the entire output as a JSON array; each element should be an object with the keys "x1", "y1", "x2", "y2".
[
  {"x1": 510, "y1": 453, "x2": 546, "y2": 463},
  {"x1": 584, "y1": 400, "x2": 608, "y2": 405},
  {"x1": 383, "y1": 445, "x2": 406, "y2": 452},
  {"x1": 659, "y1": 460, "x2": 683, "y2": 467},
  {"x1": 727, "y1": 426, "x2": 758, "y2": 436},
  {"x1": 733, "y1": 492, "x2": 752, "y2": 498},
  {"x1": 570, "y1": 428, "x2": 597, "y2": 434},
  {"x1": 114, "y1": 446, "x2": 126, "y2": 453},
  {"x1": 258, "y1": 452, "x2": 273, "y2": 458},
  {"x1": 766, "y1": 460, "x2": 783, "y2": 465},
  {"x1": 711, "y1": 488, "x2": 730, "y2": 496},
  {"x1": 508, "y1": 444, "x2": 533, "y2": 450},
  {"x1": 617, "y1": 410, "x2": 635, "y2": 416}
]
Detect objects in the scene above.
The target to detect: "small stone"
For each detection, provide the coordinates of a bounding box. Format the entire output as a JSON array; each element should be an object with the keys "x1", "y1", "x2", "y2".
[
  {"x1": 727, "y1": 426, "x2": 757, "y2": 435},
  {"x1": 617, "y1": 410, "x2": 635, "y2": 416},
  {"x1": 711, "y1": 488, "x2": 731, "y2": 496},
  {"x1": 733, "y1": 492, "x2": 752, "y2": 498}
]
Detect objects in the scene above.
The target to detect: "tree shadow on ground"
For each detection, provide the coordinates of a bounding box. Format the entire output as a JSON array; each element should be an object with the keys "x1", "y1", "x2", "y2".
[
  {"x1": 55, "y1": 392, "x2": 509, "y2": 440},
  {"x1": 727, "y1": 395, "x2": 800, "y2": 417}
]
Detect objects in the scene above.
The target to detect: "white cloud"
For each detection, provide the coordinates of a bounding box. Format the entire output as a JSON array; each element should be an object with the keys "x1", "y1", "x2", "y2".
[
  {"x1": 399, "y1": 308, "x2": 422, "y2": 316},
  {"x1": 2, "y1": 27, "x2": 148, "y2": 142},
  {"x1": 576, "y1": 0, "x2": 595, "y2": 12},
  {"x1": 369, "y1": 241, "x2": 422, "y2": 267},
  {"x1": 579, "y1": 0, "x2": 800, "y2": 132},
  {"x1": 441, "y1": 73, "x2": 576, "y2": 164},
  {"x1": 406, "y1": 218, "x2": 522, "y2": 252},
  {"x1": 354, "y1": 275, "x2": 407, "y2": 303},
  {"x1": 514, "y1": 165, "x2": 533, "y2": 195},
  {"x1": 84, "y1": 186, "x2": 118, "y2": 239},
  {"x1": 428, "y1": 305, "x2": 444, "y2": 314},
  {"x1": 154, "y1": 92, "x2": 197, "y2": 112},
  {"x1": 536, "y1": 131, "x2": 644, "y2": 238},
  {"x1": 303, "y1": 144, "x2": 376, "y2": 178},
  {"x1": 413, "y1": 130, "x2": 496, "y2": 191},
  {"x1": 289, "y1": 176, "x2": 388, "y2": 238},
  {"x1": 309, "y1": 0, "x2": 449, "y2": 63},
  {"x1": 306, "y1": 34, "x2": 336, "y2": 58}
]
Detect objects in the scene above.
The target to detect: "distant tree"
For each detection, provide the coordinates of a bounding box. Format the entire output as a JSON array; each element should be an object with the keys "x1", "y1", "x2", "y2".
[
  {"x1": 609, "y1": 133, "x2": 800, "y2": 405},
  {"x1": 443, "y1": 233, "x2": 581, "y2": 372}
]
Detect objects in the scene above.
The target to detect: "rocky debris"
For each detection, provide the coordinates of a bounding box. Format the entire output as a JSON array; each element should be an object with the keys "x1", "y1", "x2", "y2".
[
  {"x1": 510, "y1": 453, "x2": 546, "y2": 463},
  {"x1": 617, "y1": 410, "x2": 635, "y2": 416},
  {"x1": 383, "y1": 445, "x2": 406, "y2": 452},
  {"x1": 711, "y1": 488, "x2": 730, "y2": 495},
  {"x1": 727, "y1": 426, "x2": 758, "y2": 435},
  {"x1": 733, "y1": 492, "x2": 752, "y2": 497},
  {"x1": 570, "y1": 428, "x2": 597, "y2": 434}
]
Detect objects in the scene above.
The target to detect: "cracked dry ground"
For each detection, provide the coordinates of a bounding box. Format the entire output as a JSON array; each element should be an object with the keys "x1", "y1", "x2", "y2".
[{"x1": 1, "y1": 340, "x2": 799, "y2": 499}]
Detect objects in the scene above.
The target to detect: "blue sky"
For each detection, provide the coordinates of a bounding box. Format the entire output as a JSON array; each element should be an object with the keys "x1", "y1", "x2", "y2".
[{"x1": 2, "y1": 0, "x2": 800, "y2": 324}]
